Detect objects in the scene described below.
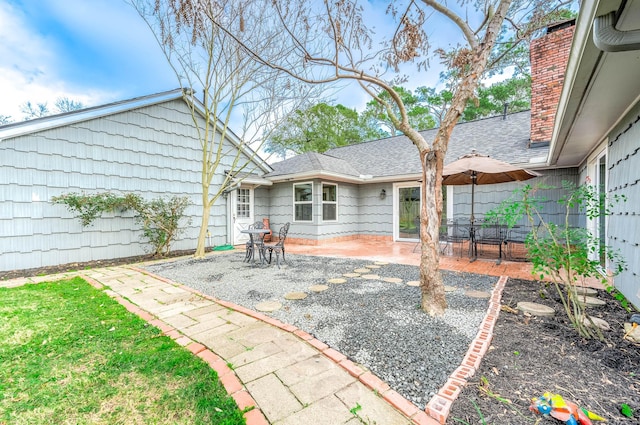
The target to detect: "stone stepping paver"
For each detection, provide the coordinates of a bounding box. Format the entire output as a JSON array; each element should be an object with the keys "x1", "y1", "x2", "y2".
[
  {"x1": 581, "y1": 315, "x2": 610, "y2": 331},
  {"x1": 382, "y1": 277, "x2": 403, "y2": 284},
  {"x1": 465, "y1": 290, "x2": 491, "y2": 299},
  {"x1": 327, "y1": 278, "x2": 347, "y2": 284},
  {"x1": 354, "y1": 268, "x2": 370, "y2": 273},
  {"x1": 309, "y1": 284, "x2": 329, "y2": 292},
  {"x1": 406, "y1": 281, "x2": 420, "y2": 287},
  {"x1": 361, "y1": 274, "x2": 380, "y2": 280},
  {"x1": 284, "y1": 292, "x2": 308, "y2": 300},
  {"x1": 517, "y1": 301, "x2": 555, "y2": 317},
  {"x1": 574, "y1": 286, "x2": 598, "y2": 296},
  {"x1": 255, "y1": 300, "x2": 282, "y2": 312},
  {"x1": 366, "y1": 265, "x2": 381, "y2": 269},
  {"x1": 342, "y1": 273, "x2": 361, "y2": 278},
  {"x1": 444, "y1": 285, "x2": 457, "y2": 292},
  {"x1": 577, "y1": 296, "x2": 606, "y2": 307},
  {"x1": 373, "y1": 261, "x2": 389, "y2": 265}
]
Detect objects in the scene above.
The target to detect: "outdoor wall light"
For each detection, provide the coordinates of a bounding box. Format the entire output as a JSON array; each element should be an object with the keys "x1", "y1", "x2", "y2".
[{"x1": 379, "y1": 189, "x2": 387, "y2": 200}]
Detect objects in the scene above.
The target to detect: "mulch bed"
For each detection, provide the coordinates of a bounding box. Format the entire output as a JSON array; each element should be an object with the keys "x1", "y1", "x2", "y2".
[
  {"x1": 0, "y1": 251, "x2": 196, "y2": 281},
  {"x1": 447, "y1": 278, "x2": 640, "y2": 424}
]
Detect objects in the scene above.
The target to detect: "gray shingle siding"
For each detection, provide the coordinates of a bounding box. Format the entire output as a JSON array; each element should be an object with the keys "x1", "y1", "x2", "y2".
[
  {"x1": 0, "y1": 98, "x2": 252, "y2": 272},
  {"x1": 607, "y1": 100, "x2": 640, "y2": 309},
  {"x1": 450, "y1": 168, "x2": 580, "y2": 228}
]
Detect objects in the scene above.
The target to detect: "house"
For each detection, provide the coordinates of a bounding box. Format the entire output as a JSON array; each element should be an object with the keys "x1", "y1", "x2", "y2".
[
  {"x1": 259, "y1": 20, "x2": 579, "y2": 246},
  {"x1": 549, "y1": 0, "x2": 640, "y2": 308},
  {"x1": 0, "y1": 89, "x2": 271, "y2": 273},
  {"x1": 4, "y1": 4, "x2": 636, "y2": 309}
]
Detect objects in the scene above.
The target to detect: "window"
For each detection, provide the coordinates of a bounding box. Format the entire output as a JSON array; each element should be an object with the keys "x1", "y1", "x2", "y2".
[
  {"x1": 236, "y1": 188, "x2": 251, "y2": 218},
  {"x1": 294, "y1": 182, "x2": 313, "y2": 221},
  {"x1": 322, "y1": 183, "x2": 337, "y2": 221}
]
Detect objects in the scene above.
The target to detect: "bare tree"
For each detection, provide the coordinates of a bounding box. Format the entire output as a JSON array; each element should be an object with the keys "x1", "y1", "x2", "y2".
[
  {"x1": 54, "y1": 97, "x2": 85, "y2": 113},
  {"x1": 21, "y1": 101, "x2": 49, "y2": 120},
  {"x1": 129, "y1": 0, "x2": 320, "y2": 258},
  {"x1": 0, "y1": 115, "x2": 13, "y2": 125},
  {"x1": 206, "y1": 0, "x2": 571, "y2": 315}
]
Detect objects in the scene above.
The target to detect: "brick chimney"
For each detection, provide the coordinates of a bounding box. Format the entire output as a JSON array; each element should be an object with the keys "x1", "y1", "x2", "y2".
[{"x1": 530, "y1": 19, "x2": 575, "y2": 145}]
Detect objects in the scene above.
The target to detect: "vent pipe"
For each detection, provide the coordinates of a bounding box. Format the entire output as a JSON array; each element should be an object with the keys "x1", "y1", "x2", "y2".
[{"x1": 594, "y1": 12, "x2": 640, "y2": 52}]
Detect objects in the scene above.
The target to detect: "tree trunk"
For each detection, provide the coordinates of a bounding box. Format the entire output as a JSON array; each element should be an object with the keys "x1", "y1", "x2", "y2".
[
  {"x1": 194, "y1": 187, "x2": 211, "y2": 258},
  {"x1": 419, "y1": 148, "x2": 447, "y2": 315}
]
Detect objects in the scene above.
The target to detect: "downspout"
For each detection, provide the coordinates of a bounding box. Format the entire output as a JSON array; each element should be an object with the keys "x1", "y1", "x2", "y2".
[{"x1": 593, "y1": 11, "x2": 640, "y2": 52}]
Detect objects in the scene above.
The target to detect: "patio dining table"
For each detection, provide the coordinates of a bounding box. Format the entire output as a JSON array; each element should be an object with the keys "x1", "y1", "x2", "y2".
[
  {"x1": 241, "y1": 228, "x2": 270, "y2": 265},
  {"x1": 469, "y1": 222, "x2": 513, "y2": 265}
]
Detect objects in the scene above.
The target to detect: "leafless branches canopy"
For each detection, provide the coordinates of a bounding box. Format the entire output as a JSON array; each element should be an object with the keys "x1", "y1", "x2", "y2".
[
  {"x1": 133, "y1": 0, "x2": 574, "y2": 313},
  {"x1": 130, "y1": 0, "x2": 321, "y2": 257}
]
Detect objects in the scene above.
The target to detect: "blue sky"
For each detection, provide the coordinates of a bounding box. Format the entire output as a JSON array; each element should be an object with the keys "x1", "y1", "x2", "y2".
[
  {"x1": 1, "y1": 0, "x2": 176, "y2": 119},
  {"x1": 1, "y1": 0, "x2": 476, "y2": 122}
]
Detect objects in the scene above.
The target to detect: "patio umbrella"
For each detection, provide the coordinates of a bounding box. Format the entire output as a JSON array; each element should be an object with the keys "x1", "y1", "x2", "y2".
[{"x1": 442, "y1": 151, "x2": 539, "y2": 224}]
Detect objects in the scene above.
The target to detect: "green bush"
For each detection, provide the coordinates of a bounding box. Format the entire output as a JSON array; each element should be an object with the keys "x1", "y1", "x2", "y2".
[{"x1": 486, "y1": 181, "x2": 627, "y2": 340}]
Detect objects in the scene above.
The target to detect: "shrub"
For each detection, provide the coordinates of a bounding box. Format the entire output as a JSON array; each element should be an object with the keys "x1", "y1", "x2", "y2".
[
  {"x1": 52, "y1": 192, "x2": 191, "y2": 256},
  {"x1": 486, "y1": 181, "x2": 626, "y2": 340}
]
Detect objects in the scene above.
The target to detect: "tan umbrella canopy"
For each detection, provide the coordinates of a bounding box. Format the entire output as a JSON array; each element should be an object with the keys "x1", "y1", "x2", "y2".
[{"x1": 442, "y1": 151, "x2": 539, "y2": 223}]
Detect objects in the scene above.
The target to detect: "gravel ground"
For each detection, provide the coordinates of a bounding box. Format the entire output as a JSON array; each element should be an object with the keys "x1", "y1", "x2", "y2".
[{"x1": 143, "y1": 251, "x2": 497, "y2": 409}]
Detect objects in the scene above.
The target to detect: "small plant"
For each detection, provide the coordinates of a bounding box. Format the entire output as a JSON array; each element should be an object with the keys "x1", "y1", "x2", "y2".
[
  {"x1": 450, "y1": 401, "x2": 489, "y2": 424},
  {"x1": 349, "y1": 402, "x2": 362, "y2": 416},
  {"x1": 486, "y1": 181, "x2": 627, "y2": 340},
  {"x1": 620, "y1": 403, "x2": 634, "y2": 418}
]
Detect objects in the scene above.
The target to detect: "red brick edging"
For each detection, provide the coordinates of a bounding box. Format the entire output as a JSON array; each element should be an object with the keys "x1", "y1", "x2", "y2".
[
  {"x1": 425, "y1": 275, "x2": 508, "y2": 423},
  {"x1": 128, "y1": 267, "x2": 508, "y2": 425}
]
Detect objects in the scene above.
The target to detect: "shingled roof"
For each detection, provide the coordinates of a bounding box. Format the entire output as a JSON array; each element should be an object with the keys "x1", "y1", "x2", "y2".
[{"x1": 265, "y1": 110, "x2": 548, "y2": 182}]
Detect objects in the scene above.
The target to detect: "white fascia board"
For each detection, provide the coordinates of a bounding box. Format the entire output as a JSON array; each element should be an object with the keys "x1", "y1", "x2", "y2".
[
  {"x1": 234, "y1": 175, "x2": 273, "y2": 186},
  {"x1": 548, "y1": 0, "x2": 599, "y2": 166},
  {"x1": 187, "y1": 97, "x2": 273, "y2": 174},
  {"x1": 266, "y1": 171, "x2": 421, "y2": 184},
  {"x1": 0, "y1": 89, "x2": 185, "y2": 141}
]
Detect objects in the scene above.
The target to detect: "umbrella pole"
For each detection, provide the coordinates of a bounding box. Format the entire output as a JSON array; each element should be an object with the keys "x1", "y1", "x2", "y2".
[{"x1": 470, "y1": 174, "x2": 477, "y2": 262}]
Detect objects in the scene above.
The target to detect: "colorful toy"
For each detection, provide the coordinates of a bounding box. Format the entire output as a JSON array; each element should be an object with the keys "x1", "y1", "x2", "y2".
[{"x1": 530, "y1": 392, "x2": 607, "y2": 425}]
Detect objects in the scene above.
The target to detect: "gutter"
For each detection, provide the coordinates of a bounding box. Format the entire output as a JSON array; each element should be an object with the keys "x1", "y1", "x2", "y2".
[
  {"x1": 266, "y1": 171, "x2": 422, "y2": 184},
  {"x1": 547, "y1": 0, "x2": 599, "y2": 167},
  {"x1": 594, "y1": 11, "x2": 640, "y2": 52}
]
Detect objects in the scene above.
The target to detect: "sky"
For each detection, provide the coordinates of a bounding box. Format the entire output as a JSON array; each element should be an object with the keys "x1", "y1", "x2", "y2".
[
  {"x1": 0, "y1": 0, "x2": 478, "y2": 123},
  {"x1": 0, "y1": 0, "x2": 178, "y2": 120}
]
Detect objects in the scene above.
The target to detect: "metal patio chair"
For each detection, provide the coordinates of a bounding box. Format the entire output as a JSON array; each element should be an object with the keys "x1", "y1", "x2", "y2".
[{"x1": 260, "y1": 222, "x2": 290, "y2": 268}]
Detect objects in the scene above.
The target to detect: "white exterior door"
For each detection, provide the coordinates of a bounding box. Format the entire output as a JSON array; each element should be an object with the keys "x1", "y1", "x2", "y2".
[
  {"x1": 393, "y1": 183, "x2": 421, "y2": 241},
  {"x1": 232, "y1": 187, "x2": 254, "y2": 245}
]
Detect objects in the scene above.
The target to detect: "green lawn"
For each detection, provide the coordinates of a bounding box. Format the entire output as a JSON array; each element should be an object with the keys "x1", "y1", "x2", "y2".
[{"x1": 0, "y1": 277, "x2": 246, "y2": 424}]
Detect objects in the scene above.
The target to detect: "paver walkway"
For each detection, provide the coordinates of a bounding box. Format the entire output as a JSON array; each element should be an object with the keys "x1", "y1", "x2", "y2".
[{"x1": 2, "y1": 266, "x2": 435, "y2": 424}]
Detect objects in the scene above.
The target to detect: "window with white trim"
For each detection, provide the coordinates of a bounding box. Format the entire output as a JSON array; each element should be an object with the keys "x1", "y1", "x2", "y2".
[
  {"x1": 293, "y1": 182, "x2": 313, "y2": 221},
  {"x1": 236, "y1": 188, "x2": 251, "y2": 218},
  {"x1": 322, "y1": 183, "x2": 337, "y2": 221}
]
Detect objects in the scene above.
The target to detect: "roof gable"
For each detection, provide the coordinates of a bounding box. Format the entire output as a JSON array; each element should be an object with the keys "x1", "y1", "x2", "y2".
[{"x1": 0, "y1": 88, "x2": 272, "y2": 173}]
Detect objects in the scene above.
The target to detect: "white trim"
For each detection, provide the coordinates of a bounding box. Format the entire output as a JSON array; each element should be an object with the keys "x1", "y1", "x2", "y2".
[
  {"x1": 393, "y1": 182, "x2": 421, "y2": 242},
  {"x1": 321, "y1": 182, "x2": 338, "y2": 222},
  {"x1": 267, "y1": 171, "x2": 422, "y2": 184},
  {"x1": 548, "y1": 0, "x2": 598, "y2": 166},
  {"x1": 586, "y1": 144, "x2": 608, "y2": 264},
  {"x1": 292, "y1": 181, "x2": 314, "y2": 222},
  {"x1": 446, "y1": 185, "x2": 454, "y2": 222}
]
